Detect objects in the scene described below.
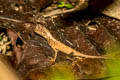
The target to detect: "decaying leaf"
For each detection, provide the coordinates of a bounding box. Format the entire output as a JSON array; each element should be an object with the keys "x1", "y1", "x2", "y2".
[{"x1": 101, "y1": 0, "x2": 120, "y2": 20}]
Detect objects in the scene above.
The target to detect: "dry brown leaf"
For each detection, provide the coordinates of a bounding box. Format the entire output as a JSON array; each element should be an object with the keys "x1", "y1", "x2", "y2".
[{"x1": 101, "y1": 0, "x2": 120, "y2": 20}]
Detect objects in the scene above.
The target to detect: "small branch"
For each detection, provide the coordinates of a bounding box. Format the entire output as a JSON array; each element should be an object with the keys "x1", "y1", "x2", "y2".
[{"x1": 0, "y1": 16, "x2": 22, "y2": 23}]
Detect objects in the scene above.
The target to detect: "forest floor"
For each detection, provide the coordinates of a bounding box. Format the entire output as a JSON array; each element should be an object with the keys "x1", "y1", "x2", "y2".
[{"x1": 0, "y1": 0, "x2": 120, "y2": 80}]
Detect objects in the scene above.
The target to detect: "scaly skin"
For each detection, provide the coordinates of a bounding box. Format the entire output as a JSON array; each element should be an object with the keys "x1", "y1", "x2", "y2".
[{"x1": 35, "y1": 24, "x2": 106, "y2": 59}]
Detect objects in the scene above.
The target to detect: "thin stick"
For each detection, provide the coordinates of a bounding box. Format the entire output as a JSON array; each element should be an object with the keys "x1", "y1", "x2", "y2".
[{"x1": 0, "y1": 16, "x2": 22, "y2": 23}]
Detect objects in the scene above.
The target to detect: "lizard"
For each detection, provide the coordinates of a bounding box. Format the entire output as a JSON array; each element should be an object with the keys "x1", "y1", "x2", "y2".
[{"x1": 34, "y1": 24, "x2": 106, "y2": 61}]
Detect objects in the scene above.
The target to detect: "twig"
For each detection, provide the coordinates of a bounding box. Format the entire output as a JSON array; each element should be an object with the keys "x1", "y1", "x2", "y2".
[{"x1": 0, "y1": 16, "x2": 22, "y2": 23}]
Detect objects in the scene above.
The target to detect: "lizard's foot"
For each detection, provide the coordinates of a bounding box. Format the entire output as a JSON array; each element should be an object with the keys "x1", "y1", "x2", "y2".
[{"x1": 50, "y1": 48, "x2": 58, "y2": 63}]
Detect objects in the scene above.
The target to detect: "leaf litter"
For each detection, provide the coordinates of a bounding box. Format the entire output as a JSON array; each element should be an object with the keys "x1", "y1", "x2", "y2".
[{"x1": 0, "y1": 0, "x2": 120, "y2": 80}]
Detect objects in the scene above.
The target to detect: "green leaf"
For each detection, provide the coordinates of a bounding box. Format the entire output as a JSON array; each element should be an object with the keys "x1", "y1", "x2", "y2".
[
  {"x1": 46, "y1": 62, "x2": 76, "y2": 80},
  {"x1": 64, "y1": 4, "x2": 74, "y2": 9},
  {"x1": 0, "y1": 35, "x2": 3, "y2": 41},
  {"x1": 57, "y1": 1, "x2": 65, "y2": 8},
  {"x1": 104, "y1": 59, "x2": 120, "y2": 80},
  {"x1": 101, "y1": 41, "x2": 120, "y2": 80},
  {"x1": 58, "y1": 1, "x2": 64, "y2": 4},
  {"x1": 58, "y1": 4, "x2": 64, "y2": 8}
]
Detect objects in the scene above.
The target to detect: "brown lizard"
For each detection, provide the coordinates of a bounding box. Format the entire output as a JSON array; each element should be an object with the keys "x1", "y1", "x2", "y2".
[{"x1": 34, "y1": 24, "x2": 106, "y2": 61}]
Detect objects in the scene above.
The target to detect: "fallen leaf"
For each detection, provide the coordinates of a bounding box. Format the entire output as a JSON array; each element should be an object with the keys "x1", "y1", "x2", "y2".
[{"x1": 101, "y1": 0, "x2": 120, "y2": 20}]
